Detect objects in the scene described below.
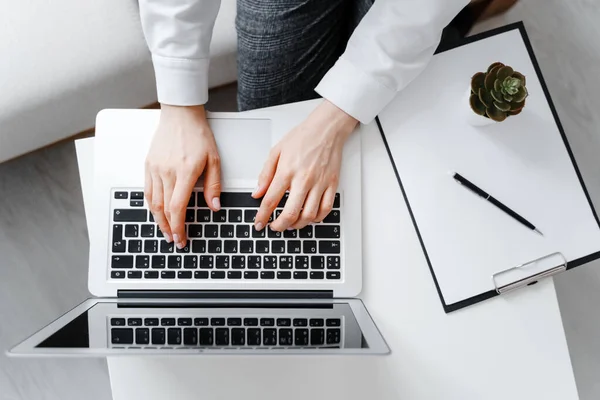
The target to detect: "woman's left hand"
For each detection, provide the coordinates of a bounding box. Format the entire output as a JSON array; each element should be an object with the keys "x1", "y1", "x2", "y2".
[{"x1": 252, "y1": 100, "x2": 358, "y2": 231}]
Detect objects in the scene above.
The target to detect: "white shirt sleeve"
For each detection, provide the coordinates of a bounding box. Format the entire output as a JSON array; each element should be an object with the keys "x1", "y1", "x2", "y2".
[
  {"x1": 315, "y1": 0, "x2": 470, "y2": 124},
  {"x1": 139, "y1": 0, "x2": 221, "y2": 106}
]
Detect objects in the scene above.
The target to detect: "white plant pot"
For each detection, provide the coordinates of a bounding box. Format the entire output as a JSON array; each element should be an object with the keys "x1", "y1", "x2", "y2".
[{"x1": 464, "y1": 87, "x2": 497, "y2": 127}]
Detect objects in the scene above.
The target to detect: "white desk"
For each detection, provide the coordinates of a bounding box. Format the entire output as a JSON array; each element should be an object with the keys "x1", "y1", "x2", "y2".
[{"x1": 72, "y1": 99, "x2": 578, "y2": 399}]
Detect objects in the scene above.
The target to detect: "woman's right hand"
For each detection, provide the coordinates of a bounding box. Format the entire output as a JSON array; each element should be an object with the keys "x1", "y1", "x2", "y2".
[{"x1": 145, "y1": 104, "x2": 221, "y2": 249}]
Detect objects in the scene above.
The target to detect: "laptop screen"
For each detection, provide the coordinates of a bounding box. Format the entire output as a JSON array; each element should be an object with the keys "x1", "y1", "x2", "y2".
[{"x1": 35, "y1": 301, "x2": 369, "y2": 352}]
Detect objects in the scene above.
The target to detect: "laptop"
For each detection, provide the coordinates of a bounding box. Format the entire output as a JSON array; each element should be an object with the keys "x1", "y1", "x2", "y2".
[{"x1": 9, "y1": 106, "x2": 389, "y2": 355}]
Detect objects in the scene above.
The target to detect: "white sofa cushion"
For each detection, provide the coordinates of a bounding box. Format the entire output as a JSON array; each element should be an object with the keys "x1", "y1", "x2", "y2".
[{"x1": 0, "y1": 0, "x2": 237, "y2": 163}]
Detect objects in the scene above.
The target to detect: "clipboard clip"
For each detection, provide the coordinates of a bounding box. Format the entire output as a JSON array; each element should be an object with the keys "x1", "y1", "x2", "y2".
[{"x1": 492, "y1": 252, "x2": 568, "y2": 295}]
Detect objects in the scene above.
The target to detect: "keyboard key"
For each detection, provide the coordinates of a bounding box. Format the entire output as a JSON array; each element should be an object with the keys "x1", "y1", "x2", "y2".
[
  {"x1": 224, "y1": 240, "x2": 237, "y2": 253},
  {"x1": 192, "y1": 240, "x2": 206, "y2": 253},
  {"x1": 156, "y1": 227, "x2": 164, "y2": 237},
  {"x1": 183, "y1": 328, "x2": 198, "y2": 345},
  {"x1": 231, "y1": 328, "x2": 245, "y2": 345},
  {"x1": 127, "y1": 271, "x2": 142, "y2": 279},
  {"x1": 277, "y1": 271, "x2": 291, "y2": 279},
  {"x1": 136, "y1": 328, "x2": 150, "y2": 345},
  {"x1": 177, "y1": 271, "x2": 192, "y2": 279},
  {"x1": 161, "y1": 318, "x2": 176, "y2": 326},
  {"x1": 131, "y1": 191, "x2": 144, "y2": 199},
  {"x1": 326, "y1": 319, "x2": 341, "y2": 327},
  {"x1": 287, "y1": 241, "x2": 301, "y2": 254},
  {"x1": 111, "y1": 318, "x2": 126, "y2": 326},
  {"x1": 315, "y1": 225, "x2": 340, "y2": 238},
  {"x1": 144, "y1": 271, "x2": 159, "y2": 279},
  {"x1": 213, "y1": 210, "x2": 227, "y2": 222},
  {"x1": 228, "y1": 271, "x2": 242, "y2": 279},
  {"x1": 271, "y1": 241, "x2": 285, "y2": 253},
  {"x1": 175, "y1": 241, "x2": 190, "y2": 253},
  {"x1": 151, "y1": 255, "x2": 166, "y2": 269},
  {"x1": 196, "y1": 193, "x2": 208, "y2": 207},
  {"x1": 128, "y1": 240, "x2": 142, "y2": 253},
  {"x1": 134, "y1": 255, "x2": 149, "y2": 269},
  {"x1": 248, "y1": 256, "x2": 261, "y2": 269},
  {"x1": 279, "y1": 256, "x2": 292, "y2": 269},
  {"x1": 199, "y1": 328, "x2": 214, "y2": 345},
  {"x1": 263, "y1": 328, "x2": 277, "y2": 346},
  {"x1": 167, "y1": 255, "x2": 182, "y2": 269},
  {"x1": 244, "y1": 209, "x2": 257, "y2": 223},
  {"x1": 130, "y1": 200, "x2": 144, "y2": 207},
  {"x1": 185, "y1": 209, "x2": 195, "y2": 223},
  {"x1": 276, "y1": 318, "x2": 291, "y2": 327},
  {"x1": 310, "y1": 319, "x2": 324, "y2": 327},
  {"x1": 124, "y1": 224, "x2": 138, "y2": 237},
  {"x1": 112, "y1": 239, "x2": 126, "y2": 253},
  {"x1": 220, "y1": 225, "x2": 234, "y2": 238},
  {"x1": 113, "y1": 224, "x2": 123, "y2": 241},
  {"x1": 216, "y1": 256, "x2": 230, "y2": 269},
  {"x1": 227, "y1": 318, "x2": 242, "y2": 326},
  {"x1": 205, "y1": 225, "x2": 219, "y2": 238},
  {"x1": 299, "y1": 226, "x2": 313, "y2": 238},
  {"x1": 236, "y1": 225, "x2": 250, "y2": 238},
  {"x1": 178, "y1": 318, "x2": 192, "y2": 326},
  {"x1": 197, "y1": 209, "x2": 211, "y2": 223},
  {"x1": 294, "y1": 271, "x2": 308, "y2": 279},
  {"x1": 194, "y1": 271, "x2": 209, "y2": 279},
  {"x1": 319, "y1": 241, "x2": 341, "y2": 254},
  {"x1": 183, "y1": 255, "x2": 198, "y2": 269},
  {"x1": 255, "y1": 240, "x2": 269, "y2": 253},
  {"x1": 114, "y1": 191, "x2": 128, "y2": 199},
  {"x1": 333, "y1": 193, "x2": 340, "y2": 208},
  {"x1": 310, "y1": 328, "x2": 325, "y2": 345},
  {"x1": 160, "y1": 240, "x2": 174, "y2": 253},
  {"x1": 295, "y1": 329, "x2": 309, "y2": 346},
  {"x1": 277, "y1": 193, "x2": 289, "y2": 207},
  {"x1": 111, "y1": 271, "x2": 125, "y2": 279},
  {"x1": 261, "y1": 271, "x2": 275, "y2": 279},
  {"x1": 327, "y1": 271, "x2": 341, "y2": 279},
  {"x1": 199, "y1": 255, "x2": 213, "y2": 269},
  {"x1": 111, "y1": 255, "x2": 133, "y2": 269},
  {"x1": 161, "y1": 271, "x2": 175, "y2": 279},
  {"x1": 260, "y1": 318, "x2": 274, "y2": 327},
  {"x1": 279, "y1": 328, "x2": 293, "y2": 346},
  {"x1": 264, "y1": 256, "x2": 277, "y2": 269},
  {"x1": 323, "y1": 210, "x2": 340, "y2": 223},
  {"x1": 295, "y1": 256, "x2": 309, "y2": 269},
  {"x1": 151, "y1": 328, "x2": 165, "y2": 345},
  {"x1": 194, "y1": 318, "x2": 209, "y2": 326},
  {"x1": 188, "y1": 225, "x2": 203, "y2": 238},
  {"x1": 244, "y1": 271, "x2": 258, "y2": 279},
  {"x1": 215, "y1": 328, "x2": 229, "y2": 345},
  {"x1": 251, "y1": 226, "x2": 265, "y2": 238},
  {"x1": 293, "y1": 319, "x2": 308, "y2": 327},
  {"x1": 243, "y1": 318, "x2": 258, "y2": 327},
  {"x1": 310, "y1": 271, "x2": 324, "y2": 279},
  {"x1": 301, "y1": 241, "x2": 316, "y2": 254},
  {"x1": 232, "y1": 256, "x2": 245, "y2": 269},
  {"x1": 168, "y1": 328, "x2": 182, "y2": 345},
  {"x1": 149, "y1": 213, "x2": 155, "y2": 222},
  {"x1": 326, "y1": 328, "x2": 341, "y2": 344},
  {"x1": 310, "y1": 256, "x2": 324, "y2": 269},
  {"x1": 327, "y1": 256, "x2": 340, "y2": 269},
  {"x1": 268, "y1": 228, "x2": 281, "y2": 238},
  {"x1": 144, "y1": 318, "x2": 159, "y2": 326},
  {"x1": 140, "y1": 224, "x2": 154, "y2": 237},
  {"x1": 112, "y1": 328, "x2": 134, "y2": 344},
  {"x1": 187, "y1": 193, "x2": 195, "y2": 208},
  {"x1": 283, "y1": 229, "x2": 298, "y2": 238},
  {"x1": 229, "y1": 209, "x2": 243, "y2": 223},
  {"x1": 208, "y1": 240, "x2": 222, "y2": 253},
  {"x1": 220, "y1": 192, "x2": 261, "y2": 208},
  {"x1": 114, "y1": 209, "x2": 147, "y2": 222},
  {"x1": 247, "y1": 328, "x2": 261, "y2": 346},
  {"x1": 144, "y1": 240, "x2": 158, "y2": 253},
  {"x1": 211, "y1": 271, "x2": 225, "y2": 279}
]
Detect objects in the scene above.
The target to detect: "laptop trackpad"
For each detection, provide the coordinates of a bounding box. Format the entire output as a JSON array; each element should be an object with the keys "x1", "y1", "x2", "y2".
[{"x1": 209, "y1": 118, "x2": 272, "y2": 182}]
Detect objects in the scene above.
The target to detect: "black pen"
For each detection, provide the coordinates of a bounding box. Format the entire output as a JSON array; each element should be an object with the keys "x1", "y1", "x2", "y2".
[{"x1": 452, "y1": 172, "x2": 543, "y2": 236}]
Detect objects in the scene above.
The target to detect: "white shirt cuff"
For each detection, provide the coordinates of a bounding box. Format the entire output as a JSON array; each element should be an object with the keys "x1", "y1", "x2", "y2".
[
  {"x1": 152, "y1": 54, "x2": 210, "y2": 106},
  {"x1": 315, "y1": 57, "x2": 397, "y2": 124}
]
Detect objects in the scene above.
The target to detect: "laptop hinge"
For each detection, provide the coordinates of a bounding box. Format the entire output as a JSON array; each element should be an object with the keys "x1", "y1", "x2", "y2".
[{"x1": 117, "y1": 290, "x2": 333, "y2": 299}]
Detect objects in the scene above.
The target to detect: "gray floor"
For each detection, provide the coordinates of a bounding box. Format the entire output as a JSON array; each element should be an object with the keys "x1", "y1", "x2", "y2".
[{"x1": 2, "y1": 1, "x2": 599, "y2": 399}]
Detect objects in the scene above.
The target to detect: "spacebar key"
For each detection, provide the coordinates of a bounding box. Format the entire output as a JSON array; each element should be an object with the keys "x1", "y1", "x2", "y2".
[
  {"x1": 114, "y1": 209, "x2": 147, "y2": 222},
  {"x1": 219, "y1": 192, "x2": 260, "y2": 208}
]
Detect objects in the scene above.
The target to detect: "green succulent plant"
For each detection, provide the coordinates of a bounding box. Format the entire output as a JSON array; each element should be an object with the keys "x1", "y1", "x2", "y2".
[{"x1": 469, "y1": 62, "x2": 528, "y2": 122}]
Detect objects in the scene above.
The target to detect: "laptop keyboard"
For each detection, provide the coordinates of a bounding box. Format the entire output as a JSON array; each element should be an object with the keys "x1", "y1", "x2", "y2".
[
  {"x1": 109, "y1": 190, "x2": 342, "y2": 281},
  {"x1": 109, "y1": 316, "x2": 343, "y2": 348}
]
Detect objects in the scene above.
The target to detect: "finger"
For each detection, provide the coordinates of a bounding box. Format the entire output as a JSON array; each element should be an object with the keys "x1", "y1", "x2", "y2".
[
  {"x1": 203, "y1": 153, "x2": 222, "y2": 211},
  {"x1": 314, "y1": 186, "x2": 337, "y2": 222},
  {"x1": 291, "y1": 187, "x2": 325, "y2": 229},
  {"x1": 162, "y1": 172, "x2": 176, "y2": 235},
  {"x1": 150, "y1": 173, "x2": 172, "y2": 242},
  {"x1": 144, "y1": 165, "x2": 153, "y2": 205},
  {"x1": 255, "y1": 173, "x2": 290, "y2": 231},
  {"x1": 270, "y1": 180, "x2": 308, "y2": 231},
  {"x1": 252, "y1": 147, "x2": 280, "y2": 199},
  {"x1": 169, "y1": 169, "x2": 199, "y2": 248}
]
